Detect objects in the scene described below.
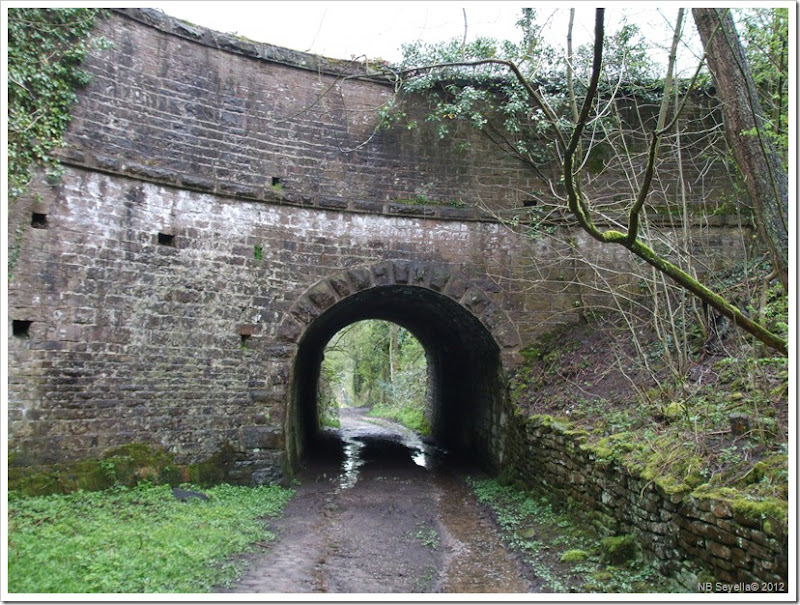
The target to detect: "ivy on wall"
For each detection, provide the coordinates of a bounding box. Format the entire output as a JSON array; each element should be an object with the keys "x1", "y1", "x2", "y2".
[{"x1": 7, "y1": 8, "x2": 109, "y2": 201}]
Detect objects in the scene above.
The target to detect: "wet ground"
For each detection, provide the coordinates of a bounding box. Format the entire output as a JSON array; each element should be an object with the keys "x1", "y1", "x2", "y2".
[{"x1": 222, "y1": 407, "x2": 531, "y2": 594}]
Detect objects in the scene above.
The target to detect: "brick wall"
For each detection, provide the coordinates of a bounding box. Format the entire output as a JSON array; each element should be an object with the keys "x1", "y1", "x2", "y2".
[
  {"x1": 8, "y1": 168, "x2": 556, "y2": 478},
  {"x1": 62, "y1": 9, "x2": 548, "y2": 212}
]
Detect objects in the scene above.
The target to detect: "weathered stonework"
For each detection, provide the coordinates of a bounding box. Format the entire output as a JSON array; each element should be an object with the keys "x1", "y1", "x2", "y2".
[
  {"x1": 7, "y1": 168, "x2": 535, "y2": 477},
  {"x1": 6, "y1": 8, "x2": 772, "y2": 586},
  {"x1": 509, "y1": 416, "x2": 788, "y2": 586}
]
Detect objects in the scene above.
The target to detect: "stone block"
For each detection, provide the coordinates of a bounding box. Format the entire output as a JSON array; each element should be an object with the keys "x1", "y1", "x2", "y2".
[
  {"x1": 706, "y1": 541, "x2": 732, "y2": 560},
  {"x1": 461, "y1": 287, "x2": 490, "y2": 315},
  {"x1": 371, "y1": 262, "x2": 394, "y2": 286},
  {"x1": 392, "y1": 262, "x2": 410, "y2": 284},
  {"x1": 347, "y1": 267, "x2": 372, "y2": 291},
  {"x1": 428, "y1": 265, "x2": 451, "y2": 291},
  {"x1": 306, "y1": 282, "x2": 337, "y2": 311},
  {"x1": 241, "y1": 426, "x2": 282, "y2": 450},
  {"x1": 276, "y1": 318, "x2": 302, "y2": 343}
]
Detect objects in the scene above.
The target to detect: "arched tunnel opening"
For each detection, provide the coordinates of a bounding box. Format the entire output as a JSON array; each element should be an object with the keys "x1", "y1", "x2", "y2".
[
  {"x1": 286, "y1": 284, "x2": 509, "y2": 476},
  {"x1": 316, "y1": 319, "x2": 429, "y2": 432}
]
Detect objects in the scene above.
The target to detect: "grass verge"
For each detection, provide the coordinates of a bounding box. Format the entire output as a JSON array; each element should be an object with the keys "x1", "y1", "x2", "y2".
[
  {"x1": 368, "y1": 402, "x2": 431, "y2": 435},
  {"x1": 7, "y1": 483, "x2": 293, "y2": 593}
]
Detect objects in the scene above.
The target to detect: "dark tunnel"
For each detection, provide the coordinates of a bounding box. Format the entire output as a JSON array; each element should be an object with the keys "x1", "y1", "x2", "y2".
[{"x1": 286, "y1": 284, "x2": 508, "y2": 473}]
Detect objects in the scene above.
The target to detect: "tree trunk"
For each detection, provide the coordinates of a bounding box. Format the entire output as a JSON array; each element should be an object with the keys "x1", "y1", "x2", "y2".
[
  {"x1": 389, "y1": 323, "x2": 399, "y2": 384},
  {"x1": 692, "y1": 8, "x2": 789, "y2": 291}
]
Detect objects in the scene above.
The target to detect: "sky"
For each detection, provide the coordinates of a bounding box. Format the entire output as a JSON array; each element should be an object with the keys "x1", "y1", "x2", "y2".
[
  {"x1": 144, "y1": 1, "x2": 702, "y2": 75},
  {"x1": 148, "y1": 2, "x2": 569, "y2": 61}
]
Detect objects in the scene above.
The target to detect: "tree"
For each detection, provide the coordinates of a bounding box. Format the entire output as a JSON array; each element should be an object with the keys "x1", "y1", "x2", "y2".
[
  {"x1": 320, "y1": 321, "x2": 429, "y2": 433},
  {"x1": 391, "y1": 8, "x2": 788, "y2": 356},
  {"x1": 692, "y1": 8, "x2": 789, "y2": 293}
]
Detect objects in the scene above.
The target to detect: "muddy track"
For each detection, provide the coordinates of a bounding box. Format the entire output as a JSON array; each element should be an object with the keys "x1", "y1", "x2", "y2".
[{"x1": 220, "y1": 409, "x2": 532, "y2": 594}]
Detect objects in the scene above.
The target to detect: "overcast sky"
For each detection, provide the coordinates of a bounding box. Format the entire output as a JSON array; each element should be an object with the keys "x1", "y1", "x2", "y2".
[
  {"x1": 146, "y1": 1, "x2": 701, "y2": 74},
  {"x1": 149, "y1": 2, "x2": 569, "y2": 61}
]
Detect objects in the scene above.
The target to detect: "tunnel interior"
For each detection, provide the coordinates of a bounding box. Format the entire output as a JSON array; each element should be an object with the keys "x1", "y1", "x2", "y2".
[{"x1": 287, "y1": 285, "x2": 507, "y2": 472}]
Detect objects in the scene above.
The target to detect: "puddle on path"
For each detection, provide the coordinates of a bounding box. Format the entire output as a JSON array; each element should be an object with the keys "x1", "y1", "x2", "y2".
[
  {"x1": 223, "y1": 408, "x2": 530, "y2": 594},
  {"x1": 332, "y1": 408, "x2": 443, "y2": 489}
]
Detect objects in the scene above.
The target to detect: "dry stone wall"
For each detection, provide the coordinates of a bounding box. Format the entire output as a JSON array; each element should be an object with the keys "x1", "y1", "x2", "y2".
[{"x1": 511, "y1": 417, "x2": 788, "y2": 587}]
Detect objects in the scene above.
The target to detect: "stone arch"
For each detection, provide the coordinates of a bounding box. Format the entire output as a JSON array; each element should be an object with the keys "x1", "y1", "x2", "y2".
[
  {"x1": 277, "y1": 261, "x2": 521, "y2": 356},
  {"x1": 278, "y1": 261, "x2": 521, "y2": 474}
]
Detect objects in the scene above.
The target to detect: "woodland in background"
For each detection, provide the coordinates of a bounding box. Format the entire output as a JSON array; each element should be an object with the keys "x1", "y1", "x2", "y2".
[{"x1": 319, "y1": 320, "x2": 430, "y2": 434}]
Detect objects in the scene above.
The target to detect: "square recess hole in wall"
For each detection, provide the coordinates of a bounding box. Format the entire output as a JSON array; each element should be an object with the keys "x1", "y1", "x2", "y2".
[
  {"x1": 31, "y1": 213, "x2": 48, "y2": 229},
  {"x1": 12, "y1": 320, "x2": 32, "y2": 338},
  {"x1": 271, "y1": 177, "x2": 282, "y2": 187},
  {"x1": 157, "y1": 232, "x2": 175, "y2": 246}
]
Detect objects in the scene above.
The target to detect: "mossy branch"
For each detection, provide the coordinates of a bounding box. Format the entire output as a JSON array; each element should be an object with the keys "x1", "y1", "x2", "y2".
[{"x1": 627, "y1": 240, "x2": 787, "y2": 356}]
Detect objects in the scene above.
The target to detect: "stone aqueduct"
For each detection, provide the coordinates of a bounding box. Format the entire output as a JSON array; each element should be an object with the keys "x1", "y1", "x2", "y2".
[{"x1": 8, "y1": 9, "x2": 749, "y2": 483}]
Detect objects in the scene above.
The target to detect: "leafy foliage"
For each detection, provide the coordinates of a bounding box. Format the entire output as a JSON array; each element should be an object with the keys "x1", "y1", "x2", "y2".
[
  {"x1": 7, "y1": 8, "x2": 110, "y2": 201},
  {"x1": 736, "y1": 8, "x2": 789, "y2": 164},
  {"x1": 392, "y1": 9, "x2": 662, "y2": 167},
  {"x1": 7, "y1": 483, "x2": 293, "y2": 593},
  {"x1": 319, "y1": 320, "x2": 429, "y2": 434},
  {"x1": 394, "y1": 21, "x2": 566, "y2": 163}
]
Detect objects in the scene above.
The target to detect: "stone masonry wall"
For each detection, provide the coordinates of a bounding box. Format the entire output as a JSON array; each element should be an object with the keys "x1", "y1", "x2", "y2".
[
  {"x1": 7, "y1": 168, "x2": 531, "y2": 476},
  {"x1": 61, "y1": 9, "x2": 545, "y2": 212},
  {"x1": 510, "y1": 416, "x2": 788, "y2": 587},
  {"x1": 7, "y1": 8, "x2": 754, "y2": 488}
]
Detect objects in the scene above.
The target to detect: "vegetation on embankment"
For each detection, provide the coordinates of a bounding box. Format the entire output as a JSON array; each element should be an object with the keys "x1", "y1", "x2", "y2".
[
  {"x1": 6, "y1": 483, "x2": 293, "y2": 593},
  {"x1": 508, "y1": 259, "x2": 789, "y2": 517}
]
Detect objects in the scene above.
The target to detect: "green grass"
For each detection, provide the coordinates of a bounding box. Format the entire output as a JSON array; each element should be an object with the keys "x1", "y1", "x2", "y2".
[
  {"x1": 368, "y1": 402, "x2": 431, "y2": 435},
  {"x1": 7, "y1": 483, "x2": 293, "y2": 593}
]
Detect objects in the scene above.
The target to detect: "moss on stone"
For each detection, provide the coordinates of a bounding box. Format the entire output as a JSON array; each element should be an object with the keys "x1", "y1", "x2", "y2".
[
  {"x1": 560, "y1": 549, "x2": 590, "y2": 563},
  {"x1": 690, "y1": 486, "x2": 739, "y2": 500},
  {"x1": 101, "y1": 443, "x2": 182, "y2": 486},
  {"x1": 600, "y1": 535, "x2": 637, "y2": 565},
  {"x1": 594, "y1": 432, "x2": 639, "y2": 461},
  {"x1": 186, "y1": 442, "x2": 239, "y2": 485},
  {"x1": 530, "y1": 413, "x2": 572, "y2": 432},
  {"x1": 8, "y1": 442, "x2": 243, "y2": 496},
  {"x1": 731, "y1": 498, "x2": 788, "y2": 529}
]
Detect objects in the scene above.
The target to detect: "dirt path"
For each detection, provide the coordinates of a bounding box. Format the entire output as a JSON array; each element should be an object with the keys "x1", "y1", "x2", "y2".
[{"x1": 222, "y1": 409, "x2": 532, "y2": 594}]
